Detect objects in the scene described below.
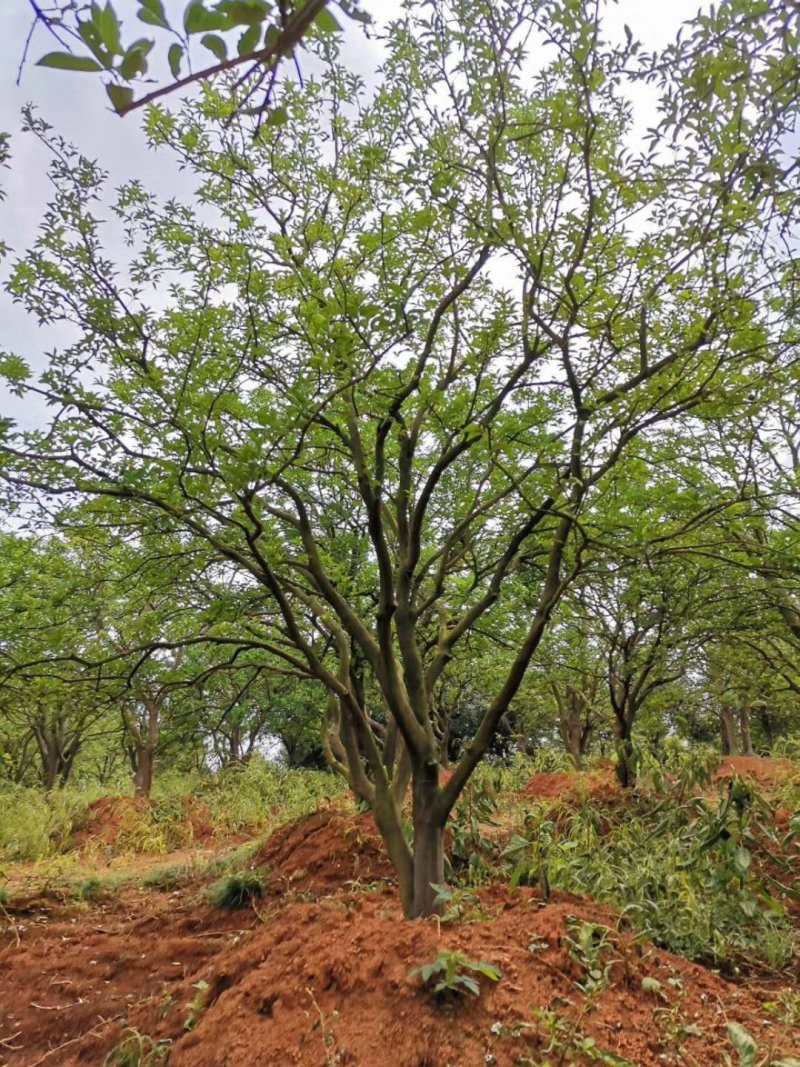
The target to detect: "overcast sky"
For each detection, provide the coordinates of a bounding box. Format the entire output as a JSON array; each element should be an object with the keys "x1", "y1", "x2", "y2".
[{"x1": 0, "y1": 0, "x2": 709, "y2": 431}]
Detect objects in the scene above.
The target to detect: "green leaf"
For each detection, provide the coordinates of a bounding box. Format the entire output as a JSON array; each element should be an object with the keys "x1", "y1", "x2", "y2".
[
  {"x1": 77, "y1": 22, "x2": 115, "y2": 68},
  {"x1": 218, "y1": 0, "x2": 270, "y2": 27},
  {"x1": 168, "y1": 43, "x2": 184, "y2": 78},
  {"x1": 201, "y1": 34, "x2": 228, "y2": 61},
  {"x1": 36, "y1": 52, "x2": 103, "y2": 72},
  {"x1": 119, "y1": 40, "x2": 153, "y2": 80},
  {"x1": 314, "y1": 8, "x2": 342, "y2": 34},
  {"x1": 184, "y1": 2, "x2": 229, "y2": 34},
  {"x1": 726, "y1": 1022, "x2": 756, "y2": 1067},
  {"x1": 137, "y1": 0, "x2": 169, "y2": 27},
  {"x1": 739, "y1": 895, "x2": 758, "y2": 918},
  {"x1": 237, "y1": 24, "x2": 261, "y2": 55},
  {"x1": 106, "y1": 83, "x2": 135, "y2": 112},
  {"x1": 501, "y1": 834, "x2": 530, "y2": 856},
  {"x1": 453, "y1": 974, "x2": 480, "y2": 996},
  {"x1": 265, "y1": 105, "x2": 288, "y2": 127},
  {"x1": 95, "y1": 2, "x2": 122, "y2": 53},
  {"x1": 733, "y1": 846, "x2": 751, "y2": 875}
]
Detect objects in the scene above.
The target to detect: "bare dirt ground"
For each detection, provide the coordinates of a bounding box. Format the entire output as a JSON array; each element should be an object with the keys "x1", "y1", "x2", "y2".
[{"x1": 1, "y1": 766, "x2": 798, "y2": 1067}]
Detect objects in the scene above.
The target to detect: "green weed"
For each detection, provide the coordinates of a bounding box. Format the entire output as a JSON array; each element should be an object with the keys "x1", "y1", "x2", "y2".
[
  {"x1": 502, "y1": 777, "x2": 797, "y2": 974},
  {"x1": 209, "y1": 871, "x2": 264, "y2": 909},
  {"x1": 142, "y1": 864, "x2": 191, "y2": 890},
  {"x1": 183, "y1": 979, "x2": 210, "y2": 1032},
  {"x1": 104, "y1": 1028, "x2": 171, "y2": 1067},
  {"x1": 409, "y1": 950, "x2": 501, "y2": 1000}
]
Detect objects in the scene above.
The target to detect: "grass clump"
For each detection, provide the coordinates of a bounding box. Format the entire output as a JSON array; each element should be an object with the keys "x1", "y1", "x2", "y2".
[
  {"x1": 209, "y1": 870, "x2": 264, "y2": 909},
  {"x1": 142, "y1": 863, "x2": 191, "y2": 891},
  {"x1": 0, "y1": 783, "x2": 103, "y2": 862},
  {"x1": 104, "y1": 1028, "x2": 171, "y2": 1067},
  {"x1": 196, "y1": 758, "x2": 345, "y2": 836}
]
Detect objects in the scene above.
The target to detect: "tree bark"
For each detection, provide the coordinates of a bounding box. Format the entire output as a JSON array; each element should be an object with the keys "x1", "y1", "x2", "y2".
[
  {"x1": 33, "y1": 724, "x2": 81, "y2": 790},
  {"x1": 738, "y1": 706, "x2": 754, "y2": 756},
  {"x1": 614, "y1": 715, "x2": 635, "y2": 788},
  {"x1": 559, "y1": 713, "x2": 583, "y2": 769},
  {"x1": 132, "y1": 746, "x2": 155, "y2": 797},
  {"x1": 719, "y1": 706, "x2": 739, "y2": 756},
  {"x1": 411, "y1": 761, "x2": 445, "y2": 918},
  {"x1": 372, "y1": 792, "x2": 413, "y2": 916}
]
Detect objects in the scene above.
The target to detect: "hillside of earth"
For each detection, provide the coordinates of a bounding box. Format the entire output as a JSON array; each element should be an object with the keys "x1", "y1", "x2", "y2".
[{"x1": 1, "y1": 753, "x2": 799, "y2": 1067}]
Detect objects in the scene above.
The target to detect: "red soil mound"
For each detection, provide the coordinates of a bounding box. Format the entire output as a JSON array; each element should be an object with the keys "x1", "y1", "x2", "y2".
[
  {"x1": 713, "y1": 756, "x2": 795, "y2": 788},
  {"x1": 524, "y1": 768, "x2": 621, "y2": 804},
  {"x1": 73, "y1": 795, "x2": 149, "y2": 845},
  {"x1": 72, "y1": 795, "x2": 215, "y2": 850},
  {"x1": 253, "y1": 809, "x2": 395, "y2": 894},
  {"x1": 7, "y1": 886, "x2": 790, "y2": 1067},
  {"x1": 0, "y1": 888, "x2": 251, "y2": 1065}
]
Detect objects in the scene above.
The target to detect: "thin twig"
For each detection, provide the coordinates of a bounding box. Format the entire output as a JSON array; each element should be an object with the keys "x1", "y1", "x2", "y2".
[{"x1": 0, "y1": 901, "x2": 21, "y2": 948}]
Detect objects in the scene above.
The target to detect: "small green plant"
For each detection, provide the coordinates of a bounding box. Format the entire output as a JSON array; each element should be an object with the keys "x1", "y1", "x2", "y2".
[
  {"x1": 764, "y1": 987, "x2": 800, "y2": 1028},
  {"x1": 723, "y1": 1021, "x2": 800, "y2": 1067},
  {"x1": 409, "y1": 950, "x2": 501, "y2": 1000},
  {"x1": 183, "y1": 979, "x2": 210, "y2": 1032},
  {"x1": 429, "y1": 883, "x2": 489, "y2": 923},
  {"x1": 564, "y1": 918, "x2": 620, "y2": 997},
  {"x1": 75, "y1": 876, "x2": 104, "y2": 902},
  {"x1": 526, "y1": 1008, "x2": 638, "y2": 1066},
  {"x1": 209, "y1": 871, "x2": 264, "y2": 909},
  {"x1": 104, "y1": 1028, "x2": 171, "y2": 1067},
  {"x1": 447, "y1": 775, "x2": 502, "y2": 885}
]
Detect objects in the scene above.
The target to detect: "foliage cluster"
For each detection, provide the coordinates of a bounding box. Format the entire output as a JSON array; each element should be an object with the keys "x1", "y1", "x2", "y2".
[{"x1": 489, "y1": 768, "x2": 799, "y2": 973}]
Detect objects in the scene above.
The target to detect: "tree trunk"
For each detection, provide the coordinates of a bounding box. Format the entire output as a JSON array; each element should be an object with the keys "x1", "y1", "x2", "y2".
[
  {"x1": 719, "y1": 707, "x2": 739, "y2": 756},
  {"x1": 372, "y1": 793, "x2": 414, "y2": 917},
  {"x1": 613, "y1": 715, "x2": 635, "y2": 788},
  {"x1": 756, "y1": 706, "x2": 774, "y2": 749},
  {"x1": 558, "y1": 704, "x2": 586, "y2": 770},
  {"x1": 411, "y1": 762, "x2": 445, "y2": 918},
  {"x1": 132, "y1": 746, "x2": 155, "y2": 797},
  {"x1": 33, "y1": 725, "x2": 79, "y2": 790},
  {"x1": 41, "y1": 748, "x2": 59, "y2": 791},
  {"x1": 738, "y1": 706, "x2": 754, "y2": 756}
]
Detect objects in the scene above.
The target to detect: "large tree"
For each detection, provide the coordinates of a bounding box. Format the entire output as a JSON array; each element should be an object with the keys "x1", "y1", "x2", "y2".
[{"x1": 2, "y1": 0, "x2": 797, "y2": 916}]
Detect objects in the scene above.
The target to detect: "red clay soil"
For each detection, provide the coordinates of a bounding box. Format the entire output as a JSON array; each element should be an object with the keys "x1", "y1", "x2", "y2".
[
  {"x1": 252, "y1": 809, "x2": 395, "y2": 895},
  {"x1": 2, "y1": 885, "x2": 797, "y2": 1067},
  {"x1": 71, "y1": 795, "x2": 150, "y2": 846},
  {"x1": 72, "y1": 796, "x2": 215, "y2": 850},
  {"x1": 524, "y1": 767, "x2": 621, "y2": 804},
  {"x1": 0, "y1": 885, "x2": 250, "y2": 1066},
  {"x1": 713, "y1": 756, "x2": 795, "y2": 788}
]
